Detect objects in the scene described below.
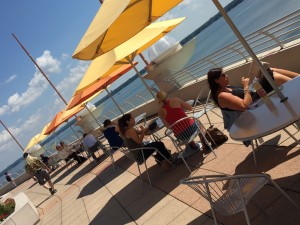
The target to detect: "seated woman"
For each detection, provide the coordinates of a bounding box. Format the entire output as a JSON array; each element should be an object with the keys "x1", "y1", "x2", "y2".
[
  {"x1": 103, "y1": 119, "x2": 124, "y2": 150},
  {"x1": 207, "y1": 67, "x2": 299, "y2": 132},
  {"x1": 118, "y1": 113, "x2": 174, "y2": 169},
  {"x1": 156, "y1": 91, "x2": 209, "y2": 153}
]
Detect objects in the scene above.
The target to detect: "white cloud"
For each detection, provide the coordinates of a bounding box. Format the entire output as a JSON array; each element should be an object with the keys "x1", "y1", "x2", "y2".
[
  {"x1": 61, "y1": 53, "x2": 69, "y2": 60},
  {"x1": 0, "y1": 112, "x2": 43, "y2": 153},
  {"x1": 5, "y1": 74, "x2": 17, "y2": 84},
  {"x1": 56, "y1": 61, "x2": 89, "y2": 100},
  {"x1": 0, "y1": 105, "x2": 9, "y2": 116},
  {"x1": 36, "y1": 50, "x2": 61, "y2": 74},
  {"x1": 0, "y1": 51, "x2": 61, "y2": 114}
]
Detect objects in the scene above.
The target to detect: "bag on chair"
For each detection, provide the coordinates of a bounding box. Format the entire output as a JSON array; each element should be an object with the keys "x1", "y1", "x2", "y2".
[{"x1": 205, "y1": 125, "x2": 228, "y2": 146}]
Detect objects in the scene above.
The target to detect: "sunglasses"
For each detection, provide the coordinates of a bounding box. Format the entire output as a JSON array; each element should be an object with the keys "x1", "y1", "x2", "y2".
[{"x1": 217, "y1": 73, "x2": 226, "y2": 79}]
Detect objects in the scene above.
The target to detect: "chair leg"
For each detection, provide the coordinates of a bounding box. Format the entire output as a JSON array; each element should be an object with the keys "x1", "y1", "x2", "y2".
[
  {"x1": 237, "y1": 182, "x2": 251, "y2": 225},
  {"x1": 250, "y1": 141, "x2": 258, "y2": 168},
  {"x1": 205, "y1": 112, "x2": 212, "y2": 126},
  {"x1": 268, "y1": 177, "x2": 300, "y2": 211},
  {"x1": 144, "y1": 161, "x2": 152, "y2": 187},
  {"x1": 180, "y1": 153, "x2": 192, "y2": 174},
  {"x1": 199, "y1": 129, "x2": 217, "y2": 158},
  {"x1": 242, "y1": 209, "x2": 251, "y2": 225},
  {"x1": 136, "y1": 164, "x2": 144, "y2": 186}
]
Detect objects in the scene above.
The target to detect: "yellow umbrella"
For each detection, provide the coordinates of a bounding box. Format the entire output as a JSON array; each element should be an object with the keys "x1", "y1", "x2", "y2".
[
  {"x1": 75, "y1": 17, "x2": 185, "y2": 94},
  {"x1": 24, "y1": 134, "x2": 40, "y2": 152},
  {"x1": 73, "y1": 0, "x2": 182, "y2": 60},
  {"x1": 24, "y1": 123, "x2": 50, "y2": 152}
]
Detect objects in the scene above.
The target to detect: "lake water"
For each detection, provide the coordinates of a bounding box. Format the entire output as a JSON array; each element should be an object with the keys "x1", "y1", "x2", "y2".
[{"x1": 1, "y1": 0, "x2": 300, "y2": 185}]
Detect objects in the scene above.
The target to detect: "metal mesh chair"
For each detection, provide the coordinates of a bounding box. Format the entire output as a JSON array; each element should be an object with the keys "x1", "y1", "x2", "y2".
[
  {"x1": 181, "y1": 174, "x2": 300, "y2": 225},
  {"x1": 165, "y1": 116, "x2": 216, "y2": 173},
  {"x1": 99, "y1": 143, "x2": 120, "y2": 171},
  {"x1": 120, "y1": 147, "x2": 173, "y2": 187},
  {"x1": 192, "y1": 90, "x2": 223, "y2": 126}
]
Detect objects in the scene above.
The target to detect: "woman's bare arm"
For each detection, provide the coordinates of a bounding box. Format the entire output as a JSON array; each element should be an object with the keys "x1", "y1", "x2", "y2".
[
  {"x1": 127, "y1": 128, "x2": 145, "y2": 144},
  {"x1": 178, "y1": 98, "x2": 193, "y2": 111},
  {"x1": 158, "y1": 108, "x2": 170, "y2": 128},
  {"x1": 218, "y1": 91, "x2": 252, "y2": 111}
]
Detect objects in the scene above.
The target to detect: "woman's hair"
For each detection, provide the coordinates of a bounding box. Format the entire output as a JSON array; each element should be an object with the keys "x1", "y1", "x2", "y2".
[
  {"x1": 156, "y1": 91, "x2": 168, "y2": 105},
  {"x1": 207, "y1": 68, "x2": 223, "y2": 105},
  {"x1": 103, "y1": 119, "x2": 111, "y2": 128},
  {"x1": 118, "y1": 114, "x2": 132, "y2": 136}
]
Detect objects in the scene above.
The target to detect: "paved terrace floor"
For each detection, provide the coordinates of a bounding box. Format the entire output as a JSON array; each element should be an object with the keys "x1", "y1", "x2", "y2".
[{"x1": 9, "y1": 109, "x2": 300, "y2": 225}]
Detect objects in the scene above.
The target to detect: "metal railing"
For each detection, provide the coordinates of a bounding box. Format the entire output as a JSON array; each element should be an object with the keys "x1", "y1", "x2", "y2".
[{"x1": 157, "y1": 9, "x2": 300, "y2": 88}]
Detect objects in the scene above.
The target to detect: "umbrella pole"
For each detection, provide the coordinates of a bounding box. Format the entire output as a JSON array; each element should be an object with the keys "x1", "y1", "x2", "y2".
[
  {"x1": 211, "y1": 0, "x2": 288, "y2": 102},
  {"x1": 127, "y1": 59, "x2": 156, "y2": 99},
  {"x1": 0, "y1": 120, "x2": 24, "y2": 151},
  {"x1": 139, "y1": 53, "x2": 149, "y2": 65},
  {"x1": 84, "y1": 104, "x2": 102, "y2": 126},
  {"x1": 105, "y1": 88, "x2": 124, "y2": 115}
]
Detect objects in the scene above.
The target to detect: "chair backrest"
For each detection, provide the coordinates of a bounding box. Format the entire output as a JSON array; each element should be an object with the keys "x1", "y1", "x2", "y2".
[
  {"x1": 181, "y1": 174, "x2": 269, "y2": 216},
  {"x1": 193, "y1": 90, "x2": 215, "y2": 114},
  {"x1": 165, "y1": 116, "x2": 200, "y2": 146}
]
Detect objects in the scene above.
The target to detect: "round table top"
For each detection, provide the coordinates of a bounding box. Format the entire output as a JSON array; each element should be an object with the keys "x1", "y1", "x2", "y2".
[{"x1": 230, "y1": 76, "x2": 300, "y2": 141}]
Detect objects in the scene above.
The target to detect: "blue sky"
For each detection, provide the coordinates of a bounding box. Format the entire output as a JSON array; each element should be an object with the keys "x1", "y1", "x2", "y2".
[{"x1": 0, "y1": 0, "x2": 232, "y2": 171}]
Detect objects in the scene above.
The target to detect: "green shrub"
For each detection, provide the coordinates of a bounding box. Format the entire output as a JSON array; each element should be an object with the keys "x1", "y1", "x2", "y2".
[{"x1": 0, "y1": 198, "x2": 15, "y2": 222}]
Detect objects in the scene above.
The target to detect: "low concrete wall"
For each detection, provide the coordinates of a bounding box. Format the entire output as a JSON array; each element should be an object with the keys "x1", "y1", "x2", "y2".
[
  {"x1": 0, "y1": 173, "x2": 31, "y2": 196},
  {"x1": 2, "y1": 192, "x2": 40, "y2": 225}
]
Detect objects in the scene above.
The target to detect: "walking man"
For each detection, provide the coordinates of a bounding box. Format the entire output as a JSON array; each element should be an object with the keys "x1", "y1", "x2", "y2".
[{"x1": 23, "y1": 153, "x2": 57, "y2": 195}]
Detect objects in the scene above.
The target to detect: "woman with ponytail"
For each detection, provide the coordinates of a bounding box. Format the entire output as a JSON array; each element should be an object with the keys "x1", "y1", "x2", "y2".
[{"x1": 118, "y1": 113, "x2": 174, "y2": 169}]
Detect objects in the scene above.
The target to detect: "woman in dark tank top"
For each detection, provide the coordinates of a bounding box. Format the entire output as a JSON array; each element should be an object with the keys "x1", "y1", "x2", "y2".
[{"x1": 207, "y1": 67, "x2": 299, "y2": 130}]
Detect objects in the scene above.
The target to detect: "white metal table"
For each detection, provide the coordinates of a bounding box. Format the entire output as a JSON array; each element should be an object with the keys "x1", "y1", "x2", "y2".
[{"x1": 230, "y1": 76, "x2": 300, "y2": 142}]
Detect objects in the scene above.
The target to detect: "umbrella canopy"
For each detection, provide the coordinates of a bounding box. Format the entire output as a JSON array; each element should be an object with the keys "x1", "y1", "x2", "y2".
[
  {"x1": 24, "y1": 123, "x2": 50, "y2": 152},
  {"x1": 44, "y1": 105, "x2": 85, "y2": 135},
  {"x1": 67, "y1": 63, "x2": 137, "y2": 110},
  {"x1": 73, "y1": 0, "x2": 182, "y2": 60},
  {"x1": 24, "y1": 134, "x2": 40, "y2": 152},
  {"x1": 75, "y1": 17, "x2": 185, "y2": 93}
]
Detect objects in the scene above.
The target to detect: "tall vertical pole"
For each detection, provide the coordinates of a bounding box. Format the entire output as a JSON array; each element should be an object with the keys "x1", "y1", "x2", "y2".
[
  {"x1": 12, "y1": 34, "x2": 99, "y2": 131},
  {"x1": 12, "y1": 33, "x2": 69, "y2": 105},
  {"x1": 211, "y1": 0, "x2": 287, "y2": 102},
  {"x1": 0, "y1": 120, "x2": 24, "y2": 151}
]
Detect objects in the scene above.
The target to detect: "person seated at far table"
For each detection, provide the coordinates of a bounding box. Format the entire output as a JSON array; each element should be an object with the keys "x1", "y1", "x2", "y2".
[
  {"x1": 82, "y1": 133, "x2": 103, "y2": 160},
  {"x1": 56, "y1": 141, "x2": 87, "y2": 165},
  {"x1": 207, "y1": 67, "x2": 300, "y2": 133},
  {"x1": 103, "y1": 119, "x2": 124, "y2": 150},
  {"x1": 118, "y1": 113, "x2": 175, "y2": 169},
  {"x1": 156, "y1": 91, "x2": 209, "y2": 154}
]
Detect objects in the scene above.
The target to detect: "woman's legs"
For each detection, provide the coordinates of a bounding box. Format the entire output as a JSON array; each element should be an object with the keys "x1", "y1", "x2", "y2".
[
  {"x1": 271, "y1": 68, "x2": 300, "y2": 86},
  {"x1": 145, "y1": 142, "x2": 171, "y2": 161},
  {"x1": 272, "y1": 68, "x2": 299, "y2": 78}
]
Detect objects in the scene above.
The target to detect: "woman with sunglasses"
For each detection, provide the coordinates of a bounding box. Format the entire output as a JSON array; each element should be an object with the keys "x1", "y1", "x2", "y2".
[{"x1": 207, "y1": 67, "x2": 299, "y2": 132}]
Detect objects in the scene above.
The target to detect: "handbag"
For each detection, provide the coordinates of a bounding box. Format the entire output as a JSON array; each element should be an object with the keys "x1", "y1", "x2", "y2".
[{"x1": 205, "y1": 125, "x2": 228, "y2": 146}]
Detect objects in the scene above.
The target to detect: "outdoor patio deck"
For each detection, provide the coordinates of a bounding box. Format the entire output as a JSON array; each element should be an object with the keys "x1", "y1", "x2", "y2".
[{"x1": 8, "y1": 109, "x2": 300, "y2": 225}]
